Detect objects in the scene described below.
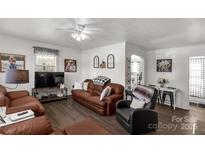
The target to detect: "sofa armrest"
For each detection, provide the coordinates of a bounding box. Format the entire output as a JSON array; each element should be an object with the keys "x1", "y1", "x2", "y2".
[
  {"x1": 103, "y1": 94, "x2": 123, "y2": 104},
  {"x1": 116, "y1": 100, "x2": 132, "y2": 108},
  {"x1": 6, "y1": 102, "x2": 40, "y2": 115},
  {"x1": 129, "y1": 109, "x2": 158, "y2": 134},
  {"x1": 0, "y1": 115, "x2": 53, "y2": 135},
  {"x1": 7, "y1": 90, "x2": 29, "y2": 100}
]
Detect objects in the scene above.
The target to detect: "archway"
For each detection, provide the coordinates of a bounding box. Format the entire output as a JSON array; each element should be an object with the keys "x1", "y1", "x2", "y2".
[{"x1": 130, "y1": 54, "x2": 144, "y2": 89}]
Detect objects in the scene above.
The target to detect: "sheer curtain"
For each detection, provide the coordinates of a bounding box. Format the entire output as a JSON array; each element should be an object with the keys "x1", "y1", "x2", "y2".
[{"x1": 34, "y1": 46, "x2": 59, "y2": 72}]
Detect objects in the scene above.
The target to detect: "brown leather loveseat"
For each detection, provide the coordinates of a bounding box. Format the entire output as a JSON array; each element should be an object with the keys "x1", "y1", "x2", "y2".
[
  {"x1": 71, "y1": 79, "x2": 124, "y2": 116},
  {"x1": 0, "y1": 85, "x2": 45, "y2": 115}
]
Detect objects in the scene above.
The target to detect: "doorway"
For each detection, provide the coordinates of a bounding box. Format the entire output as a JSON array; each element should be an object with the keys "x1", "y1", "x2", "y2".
[{"x1": 130, "y1": 55, "x2": 144, "y2": 89}]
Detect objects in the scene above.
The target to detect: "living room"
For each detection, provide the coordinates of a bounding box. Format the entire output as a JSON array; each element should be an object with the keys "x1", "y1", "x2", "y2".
[{"x1": 0, "y1": 0, "x2": 205, "y2": 153}]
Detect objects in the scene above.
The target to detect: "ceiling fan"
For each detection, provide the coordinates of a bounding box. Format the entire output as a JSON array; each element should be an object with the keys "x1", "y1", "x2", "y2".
[{"x1": 56, "y1": 19, "x2": 101, "y2": 42}]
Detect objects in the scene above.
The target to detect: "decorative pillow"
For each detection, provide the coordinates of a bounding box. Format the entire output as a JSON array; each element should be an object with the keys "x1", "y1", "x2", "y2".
[
  {"x1": 106, "y1": 86, "x2": 112, "y2": 96},
  {"x1": 83, "y1": 82, "x2": 89, "y2": 91},
  {"x1": 132, "y1": 91, "x2": 151, "y2": 104},
  {"x1": 130, "y1": 98, "x2": 145, "y2": 109},
  {"x1": 73, "y1": 82, "x2": 83, "y2": 90},
  {"x1": 100, "y1": 86, "x2": 112, "y2": 101}
]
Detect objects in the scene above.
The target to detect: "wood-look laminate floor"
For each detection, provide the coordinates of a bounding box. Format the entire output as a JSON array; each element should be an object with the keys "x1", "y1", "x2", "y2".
[{"x1": 42, "y1": 97, "x2": 205, "y2": 135}]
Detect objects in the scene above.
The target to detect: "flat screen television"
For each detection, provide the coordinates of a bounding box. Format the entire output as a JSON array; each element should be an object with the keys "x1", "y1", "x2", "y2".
[{"x1": 35, "y1": 72, "x2": 64, "y2": 88}]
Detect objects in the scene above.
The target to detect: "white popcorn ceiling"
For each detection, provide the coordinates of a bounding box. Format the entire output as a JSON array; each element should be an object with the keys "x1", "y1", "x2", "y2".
[{"x1": 0, "y1": 18, "x2": 205, "y2": 50}]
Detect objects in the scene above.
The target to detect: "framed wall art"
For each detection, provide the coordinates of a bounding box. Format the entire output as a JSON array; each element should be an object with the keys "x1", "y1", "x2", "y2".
[
  {"x1": 64, "y1": 59, "x2": 77, "y2": 72},
  {"x1": 156, "y1": 59, "x2": 172, "y2": 72},
  {"x1": 0, "y1": 53, "x2": 25, "y2": 72}
]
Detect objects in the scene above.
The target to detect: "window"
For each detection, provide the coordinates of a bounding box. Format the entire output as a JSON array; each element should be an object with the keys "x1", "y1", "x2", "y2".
[
  {"x1": 189, "y1": 57, "x2": 205, "y2": 98},
  {"x1": 131, "y1": 61, "x2": 141, "y2": 73},
  {"x1": 34, "y1": 46, "x2": 58, "y2": 72}
]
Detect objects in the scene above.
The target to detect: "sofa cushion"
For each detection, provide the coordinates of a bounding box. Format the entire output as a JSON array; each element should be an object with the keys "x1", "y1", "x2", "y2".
[
  {"x1": 72, "y1": 89, "x2": 91, "y2": 98},
  {"x1": 10, "y1": 96, "x2": 38, "y2": 107},
  {"x1": 116, "y1": 108, "x2": 135, "y2": 123},
  {"x1": 86, "y1": 96, "x2": 106, "y2": 108}
]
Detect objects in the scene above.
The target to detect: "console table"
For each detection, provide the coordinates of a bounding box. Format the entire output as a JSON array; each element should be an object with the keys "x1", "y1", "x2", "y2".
[
  {"x1": 155, "y1": 86, "x2": 177, "y2": 109},
  {"x1": 32, "y1": 87, "x2": 68, "y2": 103}
]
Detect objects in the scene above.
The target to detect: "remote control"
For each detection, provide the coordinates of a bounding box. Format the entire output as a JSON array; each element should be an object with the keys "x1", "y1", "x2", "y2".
[{"x1": 17, "y1": 111, "x2": 28, "y2": 116}]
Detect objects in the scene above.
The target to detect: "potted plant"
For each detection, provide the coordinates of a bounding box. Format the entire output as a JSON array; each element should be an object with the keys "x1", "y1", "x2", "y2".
[{"x1": 158, "y1": 78, "x2": 169, "y2": 87}]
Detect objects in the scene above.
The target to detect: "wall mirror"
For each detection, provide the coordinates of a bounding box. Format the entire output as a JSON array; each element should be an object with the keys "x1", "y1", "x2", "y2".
[
  {"x1": 93, "y1": 56, "x2": 99, "y2": 68},
  {"x1": 107, "y1": 54, "x2": 115, "y2": 68}
]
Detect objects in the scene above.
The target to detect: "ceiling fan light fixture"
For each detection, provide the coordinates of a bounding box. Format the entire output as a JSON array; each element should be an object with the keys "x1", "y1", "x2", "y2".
[
  {"x1": 76, "y1": 35, "x2": 82, "y2": 41},
  {"x1": 81, "y1": 33, "x2": 87, "y2": 40},
  {"x1": 72, "y1": 33, "x2": 78, "y2": 39},
  {"x1": 71, "y1": 32, "x2": 87, "y2": 41}
]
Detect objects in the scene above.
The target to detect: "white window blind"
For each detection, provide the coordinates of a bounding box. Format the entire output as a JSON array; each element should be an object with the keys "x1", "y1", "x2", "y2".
[
  {"x1": 131, "y1": 61, "x2": 140, "y2": 73},
  {"x1": 189, "y1": 57, "x2": 205, "y2": 98},
  {"x1": 34, "y1": 46, "x2": 58, "y2": 72}
]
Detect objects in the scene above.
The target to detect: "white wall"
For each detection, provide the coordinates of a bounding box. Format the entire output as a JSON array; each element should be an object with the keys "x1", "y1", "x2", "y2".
[
  {"x1": 81, "y1": 42, "x2": 126, "y2": 86},
  {"x1": 146, "y1": 44, "x2": 205, "y2": 109},
  {"x1": 0, "y1": 34, "x2": 81, "y2": 94}
]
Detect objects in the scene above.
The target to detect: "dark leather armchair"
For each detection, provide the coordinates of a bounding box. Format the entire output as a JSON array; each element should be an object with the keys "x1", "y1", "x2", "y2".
[{"x1": 116, "y1": 85, "x2": 158, "y2": 135}]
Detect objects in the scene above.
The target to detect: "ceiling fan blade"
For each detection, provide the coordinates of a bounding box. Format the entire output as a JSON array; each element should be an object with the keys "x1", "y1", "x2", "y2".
[
  {"x1": 56, "y1": 28, "x2": 75, "y2": 32},
  {"x1": 82, "y1": 30, "x2": 94, "y2": 34},
  {"x1": 74, "y1": 18, "x2": 98, "y2": 26},
  {"x1": 84, "y1": 27, "x2": 102, "y2": 32}
]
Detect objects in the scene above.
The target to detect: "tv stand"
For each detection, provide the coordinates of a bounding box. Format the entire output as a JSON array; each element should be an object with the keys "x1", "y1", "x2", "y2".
[{"x1": 32, "y1": 87, "x2": 68, "y2": 103}]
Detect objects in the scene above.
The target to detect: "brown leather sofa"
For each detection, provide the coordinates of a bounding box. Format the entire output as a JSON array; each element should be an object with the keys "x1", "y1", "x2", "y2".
[
  {"x1": 0, "y1": 85, "x2": 45, "y2": 115},
  {"x1": 0, "y1": 116, "x2": 110, "y2": 135},
  {"x1": 71, "y1": 79, "x2": 124, "y2": 116}
]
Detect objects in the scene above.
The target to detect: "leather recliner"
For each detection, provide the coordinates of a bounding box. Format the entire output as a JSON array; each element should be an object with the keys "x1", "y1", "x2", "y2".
[
  {"x1": 116, "y1": 85, "x2": 158, "y2": 134},
  {"x1": 72, "y1": 79, "x2": 124, "y2": 116},
  {"x1": 0, "y1": 85, "x2": 45, "y2": 115}
]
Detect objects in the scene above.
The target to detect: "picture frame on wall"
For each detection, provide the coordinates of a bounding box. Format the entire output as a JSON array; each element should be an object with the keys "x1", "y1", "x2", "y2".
[
  {"x1": 0, "y1": 53, "x2": 25, "y2": 72},
  {"x1": 93, "y1": 56, "x2": 99, "y2": 68},
  {"x1": 156, "y1": 59, "x2": 172, "y2": 72},
  {"x1": 64, "y1": 59, "x2": 77, "y2": 72}
]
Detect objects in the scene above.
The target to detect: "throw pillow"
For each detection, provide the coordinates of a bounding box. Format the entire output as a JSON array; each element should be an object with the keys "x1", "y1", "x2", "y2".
[
  {"x1": 83, "y1": 82, "x2": 89, "y2": 91},
  {"x1": 130, "y1": 98, "x2": 145, "y2": 109},
  {"x1": 73, "y1": 82, "x2": 83, "y2": 90},
  {"x1": 100, "y1": 86, "x2": 111, "y2": 101},
  {"x1": 106, "y1": 86, "x2": 112, "y2": 96}
]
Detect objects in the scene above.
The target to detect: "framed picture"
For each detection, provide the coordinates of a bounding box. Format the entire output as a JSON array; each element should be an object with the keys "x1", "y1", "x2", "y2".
[
  {"x1": 0, "y1": 53, "x2": 25, "y2": 72},
  {"x1": 107, "y1": 54, "x2": 115, "y2": 69},
  {"x1": 64, "y1": 59, "x2": 77, "y2": 72},
  {"x1": 93, "y1": 56, "x2": 99, "y2": 68},
  {"x1": 157, "y1": 59, "x2": 172, "y2": 72}
]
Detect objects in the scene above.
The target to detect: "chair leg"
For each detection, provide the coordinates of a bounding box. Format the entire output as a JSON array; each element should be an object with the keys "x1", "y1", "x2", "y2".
[
  {"x1": 170, "y1": 93, "x2": 174, "y2": 109},
  {"x1": 162, "y1": 93, "x2": 166, "y2": 104}
]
